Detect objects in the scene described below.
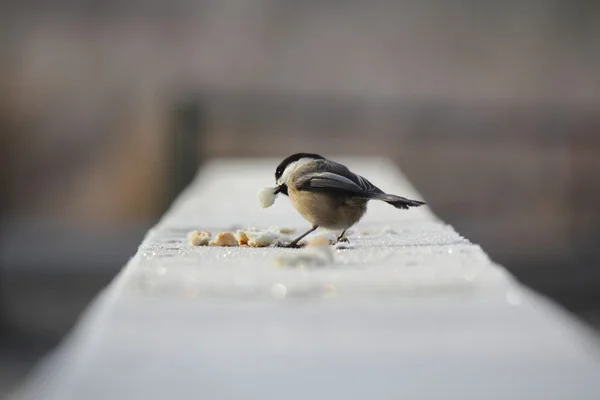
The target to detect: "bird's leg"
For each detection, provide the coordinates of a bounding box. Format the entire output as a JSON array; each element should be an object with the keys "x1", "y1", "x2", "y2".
[
  {"x1": 335, "y1": 229, "x2": 349, "y2": 244},
  {"x1": 284, "y1": 225, "x2": 318, "y2": 248}
]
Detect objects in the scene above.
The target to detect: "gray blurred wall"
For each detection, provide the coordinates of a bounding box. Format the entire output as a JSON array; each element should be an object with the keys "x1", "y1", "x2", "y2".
[{"x1": 1, "y1": 0, "x2": 599, "y2": 327}]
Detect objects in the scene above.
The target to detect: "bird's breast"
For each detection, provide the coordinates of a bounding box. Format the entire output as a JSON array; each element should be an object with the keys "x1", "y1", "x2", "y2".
[{"x1": 288, "y1": 186, "x2": 367, "y2": 229}]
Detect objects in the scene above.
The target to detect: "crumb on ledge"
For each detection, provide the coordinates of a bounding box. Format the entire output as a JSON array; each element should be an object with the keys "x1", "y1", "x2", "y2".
[
  {"x1": 209, "y1": 232, "x2": 238, "y2": 247},
  {"x1": 306, "y1": 237, "x2": 333, "y2": 247},
  {"x1": 188, "y1": 231, "x2": 212, "y2": 246},
  {"x1": 236, "y1": 231, "x2": 249, "y2": 246},
  {"x1": 236, "y1": 230, "x2": 278, "y2": 247}
]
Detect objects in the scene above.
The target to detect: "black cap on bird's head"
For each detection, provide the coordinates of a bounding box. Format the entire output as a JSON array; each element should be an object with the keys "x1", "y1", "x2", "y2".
[
  {"x1": 274, "y1": 153, "x2": 325, "y2": 196},
  {"x1": 275, "y1": 153, "x2": 325, "y2": 180}
]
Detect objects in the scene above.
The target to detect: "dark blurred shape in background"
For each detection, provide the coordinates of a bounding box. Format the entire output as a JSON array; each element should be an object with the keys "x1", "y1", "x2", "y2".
[{"x1": 1, "y1": 0, "x2": 600, "y2": 395}]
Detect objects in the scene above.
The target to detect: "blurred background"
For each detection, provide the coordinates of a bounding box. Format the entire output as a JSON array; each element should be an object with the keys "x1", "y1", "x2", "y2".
[{"x1": 1, "y1": 0, "x2": 600, "y2": 395}]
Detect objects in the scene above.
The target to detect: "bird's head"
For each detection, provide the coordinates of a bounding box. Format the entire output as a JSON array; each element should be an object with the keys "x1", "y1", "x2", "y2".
[{"x1": 274, "y1": 153, "x2": 325, "y2": 195}]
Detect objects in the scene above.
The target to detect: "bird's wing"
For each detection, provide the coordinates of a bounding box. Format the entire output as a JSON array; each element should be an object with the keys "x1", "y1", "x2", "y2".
[
  {"x1": 295, "y1": 171, "x2": 383, "y2": 196},
  {"x1": 352, "y1": 173, "x2": 383, "y2": 194}
]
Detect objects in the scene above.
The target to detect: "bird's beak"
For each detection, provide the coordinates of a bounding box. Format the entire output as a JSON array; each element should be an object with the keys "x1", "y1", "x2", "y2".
[{"x1": 274, "y1": 185, "x2": 283, "y2": 195}]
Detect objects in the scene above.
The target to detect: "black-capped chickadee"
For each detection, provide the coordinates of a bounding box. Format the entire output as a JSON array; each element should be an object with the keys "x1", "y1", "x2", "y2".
[{"x1": 272, "y1": 153, "x2": 426, "y2": 247}]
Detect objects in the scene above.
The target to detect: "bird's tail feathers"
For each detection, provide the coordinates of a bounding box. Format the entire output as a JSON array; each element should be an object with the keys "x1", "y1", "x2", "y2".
[{"x1": 374, "y1": 194, "x2": 426, "y2": 210}]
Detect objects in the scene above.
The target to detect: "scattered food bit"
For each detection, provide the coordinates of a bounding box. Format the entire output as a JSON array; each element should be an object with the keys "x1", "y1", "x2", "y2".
[
  {"x1": 360, "y1": 231, "x2": 370, "y2": 236},
  {"x1": 306, "y1": 237, "x2": 333, "y2": 247},
  {"x1": 209, "y1": 232, "x2": 238, "y2": 247},
  {"x1": 297, "y1": 233, "x2": 337, "y2": 247},
  {"x1": 257, "y1": 187, "x2": 277, "y2": 208},
  {"x1": 274, "y1": 245, "x2": 334, "y2": 268},
  {"x1": 238, "y1": 230, "x2": 279, "y2": 247},
  {"x1": 188, "y1": 231, "x2": 212, "y2": 246},
  {"x1": 249, "y1": 231, "x2": 278, "y2": 247},
  {"x1": 278, "y1": 227, "x2": 296, "y2": 235},
  {"x1": 187, "y1": 226, "x2": 341, "y2": 249},
  {"x1": 236, "y1": 231, "x2": 249, "y2": 246}
]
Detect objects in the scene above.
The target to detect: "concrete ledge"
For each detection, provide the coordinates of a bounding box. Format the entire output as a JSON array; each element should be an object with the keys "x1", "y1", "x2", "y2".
[{"x1": 11, "y1": 157, "x2": 600, "y2": 400}]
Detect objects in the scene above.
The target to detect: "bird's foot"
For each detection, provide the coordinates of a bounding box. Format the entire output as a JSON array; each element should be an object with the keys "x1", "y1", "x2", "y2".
[
  {"x1": 273, "y1": 241, "x2": 303, "y2": 249},
  {"x1": 335, "y1": 236, "x2": 350, "y2": 244}
]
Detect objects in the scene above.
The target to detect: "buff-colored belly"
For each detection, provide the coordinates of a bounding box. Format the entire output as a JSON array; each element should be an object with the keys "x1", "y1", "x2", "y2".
[{"x1": 289, "y1": 186, "x2": 368, "y2": 229}]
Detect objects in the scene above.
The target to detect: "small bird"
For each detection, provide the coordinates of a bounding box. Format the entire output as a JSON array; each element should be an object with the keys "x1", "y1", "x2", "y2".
[{"x1": 271, "y1": 153, "x2": 426, "y2": 247}]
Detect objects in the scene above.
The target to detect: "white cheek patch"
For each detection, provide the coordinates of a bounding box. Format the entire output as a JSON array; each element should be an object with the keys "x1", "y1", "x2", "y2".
[
  {"x1": 278, "y1": 158, "x2": 311, "y2": 186},
  {"x1": 258, "y1": 187, "x2": 277, "y2": 208},
  {"x1": 277, "y1": 163, "x2": 296, "y2": 186}
]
